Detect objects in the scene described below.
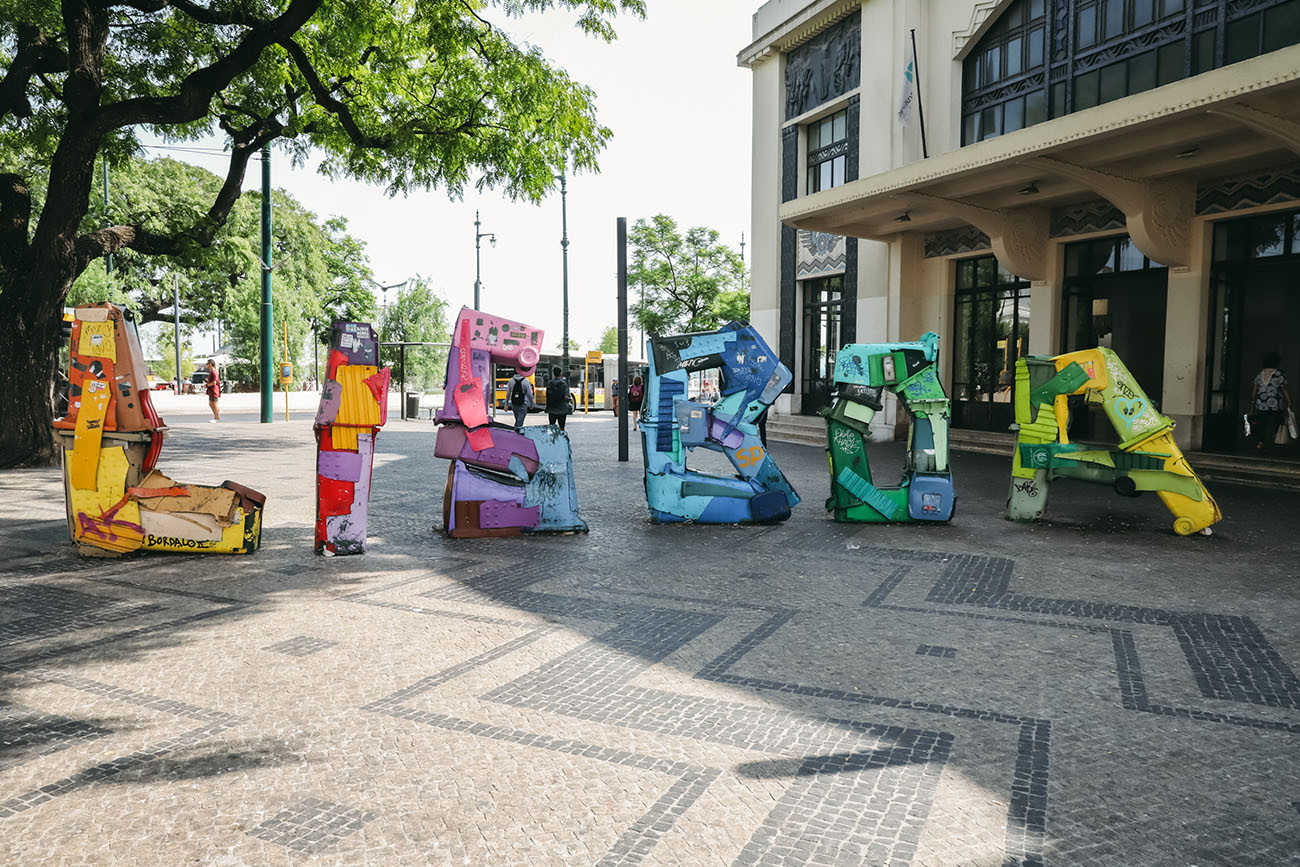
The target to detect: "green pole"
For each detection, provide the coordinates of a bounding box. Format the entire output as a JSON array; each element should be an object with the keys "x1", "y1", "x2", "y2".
[{"x1": 260, "y1": 146, "x2": 273, "y2": 423}]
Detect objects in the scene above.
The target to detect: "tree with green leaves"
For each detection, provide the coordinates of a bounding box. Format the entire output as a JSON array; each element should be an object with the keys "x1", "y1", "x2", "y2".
[
  {"x1": 146, "y1": 323, "x2": 195, "y2": 383},
  {"x1": 379, "y1": 277, "x2": 449, "y2": 392},
  {"x1": 598, "y1": 325, "x2": 618, "y2": 354},
  {"x1": 0, "y1": 0, "x2": 643, "y2": 466},
  {"x1": 628, "y1": 215, "x2": 747, "y2": 337}
]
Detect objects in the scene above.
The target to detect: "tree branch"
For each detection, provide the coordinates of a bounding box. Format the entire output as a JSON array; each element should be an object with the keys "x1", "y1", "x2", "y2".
[
  {"x1": 0, "y1": 173, "x2": 33, "y2": 274},
  {"x1": 0, "y1": 25, "x2": 71, "y2": 122},
  {"x1": 105, "y1": 0, "x2": 267, "y2": 26},
  {"x1": 73, "y1": 119, "x2": 282, "y2": 268},
  {"x1": 279, "y1": 37, "x2": 388, "y2": 148},
  {"x1": 98, "y1": 0, "x2": 321, "y2": 131}
]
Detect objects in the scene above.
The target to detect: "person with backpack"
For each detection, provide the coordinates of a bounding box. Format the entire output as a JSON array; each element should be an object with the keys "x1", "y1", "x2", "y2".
[
  {"x1": 507, "y1": 369, "x2": 534, "y2": 433},
  {"x1": 628, "y1": 375, "x2": 644, "y2": 431},
  {"x1": 545, "y1": 366, "x2": 572, "y2": 430}
]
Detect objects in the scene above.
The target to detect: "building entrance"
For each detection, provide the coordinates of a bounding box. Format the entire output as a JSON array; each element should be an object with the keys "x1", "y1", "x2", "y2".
[
  {"x1": 951, "y1": 256, "x2": 1031, "y2": 432},
  {"x1": 1204, "y1": 210, "x2": 1300, "y2": 456},
  {"x1": 1063, "y1": 236, "x2": 1168, "y2": 443},
  {"x1": 800, "y1": 276, "x2": 842, "y2": 416}
]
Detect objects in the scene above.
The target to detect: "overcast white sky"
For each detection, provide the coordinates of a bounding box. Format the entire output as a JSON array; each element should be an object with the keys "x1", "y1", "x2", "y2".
[{"x1": 157, "y1": 0, "x2": 757, "y2": 356}]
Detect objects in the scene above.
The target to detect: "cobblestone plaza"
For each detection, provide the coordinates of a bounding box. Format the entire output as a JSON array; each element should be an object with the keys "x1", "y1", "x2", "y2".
[{"x1": 2, "y1": 412, "x2": 1298, "y2": 865}]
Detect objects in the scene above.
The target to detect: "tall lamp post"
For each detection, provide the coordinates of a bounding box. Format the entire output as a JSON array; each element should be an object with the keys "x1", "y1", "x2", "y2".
[
  {"x1": 473, "y1": 210, "x2": 496, "y2": 309},
  {"x1": 559, "y1": 169, "x2": 570, "y2": 370}
]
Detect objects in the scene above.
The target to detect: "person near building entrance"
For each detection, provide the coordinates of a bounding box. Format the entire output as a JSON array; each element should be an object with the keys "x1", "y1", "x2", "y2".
[
  {"x1": 628, "y1": 375, "x2": 645, "y2": 431},
  {"x1": 204, "y1": 358, "x2": 221, "y2": 422},
  {"x1": 507, "y1": 370, "x2": 534, "y2": 433},
  {"x1": 545, "y1": 366, "x2": 571, "y2": 430},
  {"x1": 1250, "y1": 351, "x2": 1292, "y2": 449}
]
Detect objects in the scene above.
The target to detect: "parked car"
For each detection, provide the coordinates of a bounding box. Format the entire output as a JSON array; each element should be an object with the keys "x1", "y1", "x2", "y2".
[{"x1": 147, "y1": 375, "x2": 173, "y2": 391}]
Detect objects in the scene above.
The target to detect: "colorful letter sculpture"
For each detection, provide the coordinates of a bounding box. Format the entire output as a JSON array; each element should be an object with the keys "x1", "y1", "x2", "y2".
[
  {"x1": 435, "y1": 307, "x2": 587, "y2": 538},
  {"x1": 55, "y1": 303, "x2": 266, "y2": 556},
  {"x1": 314, "y1": 321, "x2": 390, "y2": 554},
  {"x1": 640, "y1": 322, "x2": 799, "y2": 523},
  {"x1": 1008, "y1": 347, "x2": 1221, "y2": 535},
  {"x1": 823, "y1": 333, "x2": 956, "y2": 522}
]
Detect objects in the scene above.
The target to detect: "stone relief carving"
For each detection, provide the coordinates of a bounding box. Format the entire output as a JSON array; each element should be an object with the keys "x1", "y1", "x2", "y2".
[
  {"x1": 784, "y1": 12, "x2": 861, "y2": 120},
  {"x1": 1196, "y1": 164, "x2": 1300, "y2": 215},
  {"x1": 1050, "y1": 200, "x2": 1127, "y2": 237},
  {"x1": 797, "y1": 230, "x2": 847, "y2": 279},
  {"x1": 924, "y1": 226, "x2": 992, "y2": 258}
]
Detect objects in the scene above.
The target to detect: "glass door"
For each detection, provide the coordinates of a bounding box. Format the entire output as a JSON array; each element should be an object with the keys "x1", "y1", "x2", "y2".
[
  {"x1": 951, "y1": 256, "x2": 1031, "y2": 431},
  {"x1": 800, "y1": 276, "x2": 843, "y2": 416}
]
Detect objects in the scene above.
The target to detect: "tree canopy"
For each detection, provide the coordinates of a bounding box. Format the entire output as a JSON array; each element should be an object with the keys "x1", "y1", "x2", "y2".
[
  {"x1": 0, "y1": 0, "x2": 644, "y2": 466},
  {"x1": 379, "y1": 277, "x2": 450, "y2": 392},
  {"x1": 628, "y1": 214, "x2": 747, "y2": 337},
  {"x1": 598, "y1": 324, "x2": 618, "y2": 354}
]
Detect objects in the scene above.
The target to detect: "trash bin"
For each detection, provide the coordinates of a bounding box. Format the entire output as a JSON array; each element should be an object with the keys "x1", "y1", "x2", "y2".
[{"x1": 405, "y1": 392, "x2": 422, "y2": 420}]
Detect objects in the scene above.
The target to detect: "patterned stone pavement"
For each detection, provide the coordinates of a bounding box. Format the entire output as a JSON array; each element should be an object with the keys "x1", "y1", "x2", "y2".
[{"x1": 1, "y1": 411, "x2": 1298, "y2": 866}]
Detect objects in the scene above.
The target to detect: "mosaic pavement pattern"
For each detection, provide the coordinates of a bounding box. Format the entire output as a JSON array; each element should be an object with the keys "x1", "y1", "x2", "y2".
[{"x1": 0, "y1": 415, "x2": 1298, "y2": 865}]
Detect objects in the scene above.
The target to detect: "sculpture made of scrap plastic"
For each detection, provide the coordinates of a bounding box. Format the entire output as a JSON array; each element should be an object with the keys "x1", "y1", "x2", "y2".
[
  {"x1": 435, "y1": 307, "x2": 587, "y2": 538},
  {"x1": 1008, "y1": 347, "x2": 1221, "y2": 536},
  {"x1": 640, "y1": 322, "x2": 799, "y2": 524},
  {"x1": 54, "y1": 302, "x2": 266, "y2": 557},
  {"x1": 314, "y1": 321, "x2": 390, "y2": 554},
  {"x1": 823, "y1": 332, "x2": 956, "y2": 523}
]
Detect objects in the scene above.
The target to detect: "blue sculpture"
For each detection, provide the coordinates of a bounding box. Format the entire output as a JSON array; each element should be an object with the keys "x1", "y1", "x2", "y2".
[{"x1": 640, "y1": 322, "x2": 799, "y2": 523}]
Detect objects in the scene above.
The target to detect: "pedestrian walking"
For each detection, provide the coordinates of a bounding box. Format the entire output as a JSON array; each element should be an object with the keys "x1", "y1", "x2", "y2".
[
  {"x1": 1250, "y1": 350, "x2": 1292, "y2": 449},
  {"x1": 611, "y1": 379, "x2": 619, "y2": 416},
  {"x1": 628, "y1": 375, "x2": 644, "y2": 431},
  {"x1": 507, "y1": 369, "x2": 534, "y2": 433},
  {"x1": 545, "y1": 366, "x2": 571, "y2": 430},
  {"x1": 204, "y1": 358, "x2": 221, "y2": 422}
]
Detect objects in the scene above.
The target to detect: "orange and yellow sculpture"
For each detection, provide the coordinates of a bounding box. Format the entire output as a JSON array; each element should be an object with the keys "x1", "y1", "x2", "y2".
[{"x1": 55, "y1": 303, "x2": 265, "y2": 556}]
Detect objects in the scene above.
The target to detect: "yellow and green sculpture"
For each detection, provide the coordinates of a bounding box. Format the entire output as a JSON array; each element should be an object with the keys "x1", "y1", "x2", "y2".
[
  {"x1": 1008, "y1": 347, "x2": 1220, "y2": 535},
  {"x1": 823, "y1": 333, "x2": 956, "y2": 522}
]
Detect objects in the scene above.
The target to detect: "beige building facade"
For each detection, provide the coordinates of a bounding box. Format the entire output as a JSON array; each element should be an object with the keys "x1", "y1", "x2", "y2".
[{"x1": 741, "y1": 0, "x2": 1300, "y2": 453}]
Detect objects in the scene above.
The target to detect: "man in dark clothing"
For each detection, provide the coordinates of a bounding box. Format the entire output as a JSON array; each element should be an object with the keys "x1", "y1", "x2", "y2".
[
  {"x1": 507, "y1": 370, "x2": 534, "y2": 433},
  {"x1": 545, "y1": 366, "x2": 571, "y2": 430}
]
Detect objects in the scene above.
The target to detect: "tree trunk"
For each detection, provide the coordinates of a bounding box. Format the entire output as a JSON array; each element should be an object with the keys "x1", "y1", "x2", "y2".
[{"x1": 0, "y1": 268, "x2": 67, "y2": 468}]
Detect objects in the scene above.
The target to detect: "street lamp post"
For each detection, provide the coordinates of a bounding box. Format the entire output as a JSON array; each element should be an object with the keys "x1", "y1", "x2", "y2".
[
  {"x1": 473, "y1": 210, "x2": 496, "y2": 310},
  {"x1": 560, "y1": 169, "x2": 570, "y2": 370}
]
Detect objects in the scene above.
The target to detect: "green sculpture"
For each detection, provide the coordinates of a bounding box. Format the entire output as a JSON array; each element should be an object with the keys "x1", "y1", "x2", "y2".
[{"x1": 823, "y1": 333, "x2": 955, "y2": 522}]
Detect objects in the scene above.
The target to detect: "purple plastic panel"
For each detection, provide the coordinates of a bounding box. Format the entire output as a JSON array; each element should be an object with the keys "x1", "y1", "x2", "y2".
[
  {"x1": 315, "y1": 380, "x2": 342, "y2": 425},
  {"x1": 450, "y1": 460, "x2": 527, "y2": 505},
  {"x1": 322, "y1": 432, "x2": 373, "y2": 553},
  {"x1": 435, "y1": 425, "x2": 539, "y2": 473},
  {"x1": 479, "y1": 500, "x2": 541, "y2": 529},
  {"x1": 318, "y1": 448, "x2": 363, "y2": 482},
  {"x1": 709, "y1": 417, "x2": 746, "y2": 449}
]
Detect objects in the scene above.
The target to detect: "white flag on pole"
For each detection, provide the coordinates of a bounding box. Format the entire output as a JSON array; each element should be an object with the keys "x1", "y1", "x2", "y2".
[{"x1": 897, "y1": 41, "x2": 916, "y2": 126}]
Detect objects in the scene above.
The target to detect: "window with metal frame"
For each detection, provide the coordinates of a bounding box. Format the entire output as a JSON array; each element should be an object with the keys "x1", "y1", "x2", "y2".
[
  {"x1": 806, "y1": 109, "x2": 849, "y2": 194},
  {"x1": 961, "y1": 0, "x2": 1300, "y2": 146}
]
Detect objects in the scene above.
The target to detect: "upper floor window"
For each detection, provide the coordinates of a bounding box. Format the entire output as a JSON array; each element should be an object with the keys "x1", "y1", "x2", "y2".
[
  {"x1": 961, "y1": 0, "x2": 1300, "y2": 146},
  {"x1": 807, "y1": 109, "x2": 848, "y2": 194}
]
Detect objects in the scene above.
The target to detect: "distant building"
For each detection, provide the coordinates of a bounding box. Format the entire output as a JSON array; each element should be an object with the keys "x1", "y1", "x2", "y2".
[{"x1": 741, "y1": 0, "x2": 1300, "y2": 453}]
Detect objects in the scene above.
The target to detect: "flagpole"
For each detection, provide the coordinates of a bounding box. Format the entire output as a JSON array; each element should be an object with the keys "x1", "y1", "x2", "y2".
[{"x1": 910, "y1": 28, "x2": 929, "y2": 159}]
